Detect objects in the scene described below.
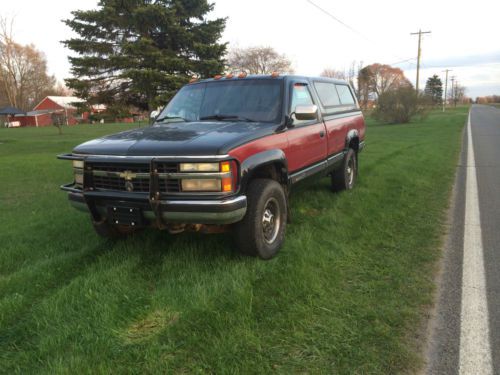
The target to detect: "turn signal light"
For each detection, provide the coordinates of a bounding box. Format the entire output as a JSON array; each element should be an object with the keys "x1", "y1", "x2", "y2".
[
  {"x1": 222, "y1": 177, "x2": 232, "y2": 192},
  {"x1": 220, "y1": 161, "x2": 231, "y2": 173}
]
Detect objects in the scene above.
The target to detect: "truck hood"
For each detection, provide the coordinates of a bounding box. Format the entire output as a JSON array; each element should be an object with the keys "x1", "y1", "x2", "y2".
[{"x1": 73, "y1": 121, "x2": 279, "y2": 156}]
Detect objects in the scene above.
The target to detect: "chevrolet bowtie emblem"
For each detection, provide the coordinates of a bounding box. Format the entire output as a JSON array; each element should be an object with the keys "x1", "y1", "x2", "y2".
[{"x1": 119, "y1": 170, "x2": 137, "y2": 180}]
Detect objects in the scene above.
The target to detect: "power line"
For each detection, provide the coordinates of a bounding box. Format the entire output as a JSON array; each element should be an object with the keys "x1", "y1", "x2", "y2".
[
  {"x1": 390, "y1": 57, "x2": 417, "y2": 66},
  {"x1": 306, "y1": 0, "x2": 419, "y2": 68},
  {"x1": 410, "y1": 29, "x2": 431, "y2": 93},
  {"x1": 305, "y1": 0, "x2": 369, "y2": 41}
]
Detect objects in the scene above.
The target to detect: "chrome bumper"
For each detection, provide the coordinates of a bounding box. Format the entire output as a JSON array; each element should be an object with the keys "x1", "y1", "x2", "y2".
[{"x1": 67, "y1": 190, "x2": 247, "y2": 225}]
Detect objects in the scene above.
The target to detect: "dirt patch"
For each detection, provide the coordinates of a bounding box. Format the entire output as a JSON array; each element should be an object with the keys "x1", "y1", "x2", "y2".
[{"x1": 121, "y1": 309, "x2": 179, "y2": 344}]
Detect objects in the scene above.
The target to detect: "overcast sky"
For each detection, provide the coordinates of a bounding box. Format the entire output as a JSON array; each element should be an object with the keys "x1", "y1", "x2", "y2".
[{"x1": 3, "y1": 0, "x2": 499, "y2": 98}]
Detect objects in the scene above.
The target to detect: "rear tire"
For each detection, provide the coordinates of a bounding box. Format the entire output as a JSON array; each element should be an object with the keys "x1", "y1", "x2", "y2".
[
  {"x1": 233, "y1": 179, "x2": 287, "y2": 259},
  {"x1": 331, "y1": 148, "x2": 357, "y2": 192}
]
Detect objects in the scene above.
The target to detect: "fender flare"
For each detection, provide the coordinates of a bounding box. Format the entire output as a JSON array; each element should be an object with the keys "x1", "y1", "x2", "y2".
[
  {"x1": 345, "y1": 129, "x2": 360, "y2": 150},
  {"x1": 239, "y1": 149, "x2": 288, "y2": 192}
]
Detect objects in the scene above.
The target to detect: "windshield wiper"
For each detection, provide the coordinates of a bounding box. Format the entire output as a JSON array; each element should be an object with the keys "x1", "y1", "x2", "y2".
[
  {"x1": 155, "y1": 115, "x2": 187, "y2": 123},
  {"x1": 199, "y1": 114, "x2": 258, "y2": 122}
]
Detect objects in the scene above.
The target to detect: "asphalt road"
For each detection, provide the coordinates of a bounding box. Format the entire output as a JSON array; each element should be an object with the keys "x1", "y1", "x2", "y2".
[{"x1": 426, "y1": 105, "x2": 500, "y2": 374}]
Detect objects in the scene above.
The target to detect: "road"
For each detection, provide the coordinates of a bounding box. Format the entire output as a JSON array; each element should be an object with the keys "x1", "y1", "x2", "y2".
[{"x1": 426, "y1": 105, "x2": 500, "y2": 374}]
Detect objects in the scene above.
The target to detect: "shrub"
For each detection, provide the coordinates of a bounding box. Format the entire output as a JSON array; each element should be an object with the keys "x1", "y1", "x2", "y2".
[{"x1": 373, "y1": 87, "x2": 429, "y2": 124}]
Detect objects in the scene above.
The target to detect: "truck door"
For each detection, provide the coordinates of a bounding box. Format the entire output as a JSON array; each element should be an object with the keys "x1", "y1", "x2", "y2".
[{"x1": 285, "y1": 81, "x2": 328, "y2": 173}]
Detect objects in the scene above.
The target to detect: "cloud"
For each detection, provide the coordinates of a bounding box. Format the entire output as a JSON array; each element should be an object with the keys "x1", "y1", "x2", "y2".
[{"x1": 422, "y1": 51, "x2": 500, "y2": 69}]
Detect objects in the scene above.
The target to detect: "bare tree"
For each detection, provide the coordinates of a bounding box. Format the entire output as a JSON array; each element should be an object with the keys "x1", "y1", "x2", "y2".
[
  {"x1": 320, "y1": 68, "x2": 345, "y2": 80},
  {"x1": 357, "y1": 63, "x2": 412, "y2": 109},
  {"x1": 227, "y1": 46, "x2": 294, "y2": 75},
  {"x1": 347, "y1": 60, "x2": 363, "y2": 97},
  {"x1": 0, "y1": 16, "x2": 56, "y2": 111},
  {"x1": 365, "y1": 63, "x2": 412, "y2": 97},
  {"x1": 451, "y1": 83, "x2": 466, "y2": 107}
]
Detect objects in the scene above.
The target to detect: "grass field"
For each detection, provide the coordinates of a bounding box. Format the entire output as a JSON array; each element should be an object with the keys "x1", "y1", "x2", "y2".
[{"x1": 0, "y1": 109, "x2": 467, "y2": 374}]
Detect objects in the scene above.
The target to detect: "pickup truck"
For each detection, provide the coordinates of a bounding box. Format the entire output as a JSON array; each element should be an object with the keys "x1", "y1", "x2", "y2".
[{"x1": 59, "y1": 74, "x2": 365, "y2": 259}]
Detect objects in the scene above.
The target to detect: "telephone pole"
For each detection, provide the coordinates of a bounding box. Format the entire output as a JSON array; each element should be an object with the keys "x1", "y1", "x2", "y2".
[
  {"x1": 442, "y1": 69, "x2": 452, "y2": 112},
  {"x1": 410, "y1": 29, "x2": 431, "y2": 94},
  {"x1": 451, "y1": 76, "x2": 456, "y2": 107}
]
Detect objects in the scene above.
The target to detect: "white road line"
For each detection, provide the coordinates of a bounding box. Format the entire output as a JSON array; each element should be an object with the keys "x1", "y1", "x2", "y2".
[{"x1": 459, "y1": 109, "x2": 493, "y2": 374}]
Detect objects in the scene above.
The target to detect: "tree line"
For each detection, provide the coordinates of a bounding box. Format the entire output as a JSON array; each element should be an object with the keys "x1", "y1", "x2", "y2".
[
  {"x1": 1, "y1": 0, "x2": 477, "y2": 123},
  {"x1": 0, "y1": 17, "x2": 67, "y2": 112}
]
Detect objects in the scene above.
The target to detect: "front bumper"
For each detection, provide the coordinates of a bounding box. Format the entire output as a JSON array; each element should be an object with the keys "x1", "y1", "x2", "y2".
[{"x1": 64, "y1": 185, "x2": 247, "y2": 225}]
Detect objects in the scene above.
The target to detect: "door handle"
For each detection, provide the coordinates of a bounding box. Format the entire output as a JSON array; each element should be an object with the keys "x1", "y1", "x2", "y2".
[{"x1": 319, "y1": 131, "x2": 325, "y2": 138}]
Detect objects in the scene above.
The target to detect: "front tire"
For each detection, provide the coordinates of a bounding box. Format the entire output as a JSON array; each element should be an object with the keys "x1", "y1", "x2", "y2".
[
  {"x1": 233, "y1": 179, "x2": 287, "y2": 259},
  {"x1": 331, "y1": 148, "x2": 357, "y2": 192}
]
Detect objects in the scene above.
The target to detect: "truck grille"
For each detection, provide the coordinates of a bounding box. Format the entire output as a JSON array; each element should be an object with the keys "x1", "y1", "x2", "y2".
[
  {"x1": 156, "y1": 162, "x2": 180, "y2": 193},
  {"x1": 88, "y1": 162, "x2": 180, "y2": 193}
]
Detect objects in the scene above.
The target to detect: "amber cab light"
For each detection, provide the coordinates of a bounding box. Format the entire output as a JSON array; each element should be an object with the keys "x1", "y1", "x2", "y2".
[
  {"x1": 214, "y1": 75, "x2": 222, "y2": 80},
  {"x1": 271, "y1": 71, "x2": 279, "y2": 78},
  {"x1": 238, "y1": 72, "x2": 247, "y2": 78}
]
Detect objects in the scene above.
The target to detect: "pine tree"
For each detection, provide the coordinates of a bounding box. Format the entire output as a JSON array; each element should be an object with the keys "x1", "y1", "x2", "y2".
[
  {"x1": 424, "y1": 75, "x2": 443, "y2": 106},
  {"x1": 63, "y1": 0, "x2": 227, "y2": 111}
]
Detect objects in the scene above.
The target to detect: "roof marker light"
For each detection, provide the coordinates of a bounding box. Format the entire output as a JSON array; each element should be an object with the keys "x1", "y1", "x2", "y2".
[
  {"x1": 226, "y1": 73, "x2": 234, "y2": 79},
  {"x1": 214, "y1": 75, "x2": 222, "y2": 80},
  {"x1": 189, "y1": 77, "x2": 198, "y2": 83},
  {"x1": 238, "y1": 72, "x2": 247, "y2": 78},
  {"x1": 271, "y1": 72, "x2": 279, "y2": 78}
]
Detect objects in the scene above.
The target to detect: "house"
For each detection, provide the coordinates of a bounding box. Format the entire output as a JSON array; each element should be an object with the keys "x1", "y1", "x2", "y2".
[{"x1": 15, "y1": 96, "x2": 86, "y2": 127}]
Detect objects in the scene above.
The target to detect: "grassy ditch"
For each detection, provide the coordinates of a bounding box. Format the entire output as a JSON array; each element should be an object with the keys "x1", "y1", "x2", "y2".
[{"x1": 0, "y1": 108, "x2": 467, "y2": 373}]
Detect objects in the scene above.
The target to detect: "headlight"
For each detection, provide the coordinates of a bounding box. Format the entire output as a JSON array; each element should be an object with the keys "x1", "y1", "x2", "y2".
[
  {"x1": 72, "y1": 160, "x2": 84, "y2": 169},
  {"x1": 181, "y1": 179, "x2": 221, "y2": 192},
  {"x1": 74, "y1": 170, "x2": 84, "y2": 185},
  {"x1": 72, "y1": 160, "x2": 84, "y2": 186},
  {"x1": 180, "y1": 162, "x2": 219, "y2": 172}
]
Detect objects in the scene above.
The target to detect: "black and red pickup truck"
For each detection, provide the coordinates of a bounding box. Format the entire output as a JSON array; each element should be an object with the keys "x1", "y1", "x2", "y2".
[{"x1": 59, "y1": 74, "x2": 365, "y2": 259}]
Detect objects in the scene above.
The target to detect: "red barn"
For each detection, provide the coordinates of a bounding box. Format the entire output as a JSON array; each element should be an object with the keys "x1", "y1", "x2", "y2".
[{"x1": 15, "y1": 96, "x2": 86, "y2": 127}]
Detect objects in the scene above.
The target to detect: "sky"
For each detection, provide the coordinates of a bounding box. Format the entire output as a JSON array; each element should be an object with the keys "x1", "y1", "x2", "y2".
[{"x1": 2, "y1": 0, "x2": 500, "y2": 98}]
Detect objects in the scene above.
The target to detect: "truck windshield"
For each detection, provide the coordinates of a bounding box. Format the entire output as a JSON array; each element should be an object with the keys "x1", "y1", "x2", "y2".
[{"x1": 157, "y1": 79, "x2": 282, "y2": 124}]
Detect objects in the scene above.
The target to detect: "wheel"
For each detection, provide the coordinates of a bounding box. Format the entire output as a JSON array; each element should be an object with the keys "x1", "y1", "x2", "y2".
[
  {"x1": 92, "y1": 220, "x2": 137, "y2": 239},
  {"x1": 233, "y1": 179, "x2": 287, "y2": 259},
  {"x1": 331, "y1": 148, "x2": 357, "y2": 192}
]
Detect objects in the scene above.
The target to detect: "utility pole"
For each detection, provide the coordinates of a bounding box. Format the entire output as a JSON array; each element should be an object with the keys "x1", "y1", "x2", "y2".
[
  {"x1": 451, "y1": 76, "x2": 456, "y2": 107},
  {"x1": 410, "y1": 29, "x2": 431, "y2": 94},
  {"x1": 442, "y1": 69, "x2": 452, "y2": 112}
]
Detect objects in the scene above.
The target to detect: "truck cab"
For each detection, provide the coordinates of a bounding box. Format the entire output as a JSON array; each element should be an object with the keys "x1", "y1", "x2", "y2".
[{"x1": 59, "y1": 74, "x2": 365, "y2": 259}]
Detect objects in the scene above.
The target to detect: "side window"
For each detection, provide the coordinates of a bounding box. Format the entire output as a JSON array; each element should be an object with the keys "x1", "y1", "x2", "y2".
[
  {"x1": 314, "y1": 82, "x2": 341, "y2": 107},
  {"x1": 335, "y1": 84, "x2": 356, "y2": 105},
  {"x1": 290, "y1": 83, "x2": 315, "y2": 125}
]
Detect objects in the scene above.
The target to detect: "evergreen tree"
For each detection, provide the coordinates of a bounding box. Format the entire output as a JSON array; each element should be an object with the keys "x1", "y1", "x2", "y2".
[
  {"x1": 424, "y1": 75, "x2": 443, "y2": 106},
  {"x1": 63, "y1": 0, "x2": 227, "y2": 111}
]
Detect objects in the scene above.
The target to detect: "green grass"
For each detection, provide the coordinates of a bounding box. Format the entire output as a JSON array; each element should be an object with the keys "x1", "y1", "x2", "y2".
[{"x1": 0, "y1": 109, "x2": 467, "y2": 374}]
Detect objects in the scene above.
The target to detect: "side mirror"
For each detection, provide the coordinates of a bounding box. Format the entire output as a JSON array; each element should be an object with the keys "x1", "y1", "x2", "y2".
[
  {"x1": 149, "y1": 110, "x2": 159, "y2": 124},
  {"x1": 294, "y1": 104, "x2": 318, "y2": 121}
]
